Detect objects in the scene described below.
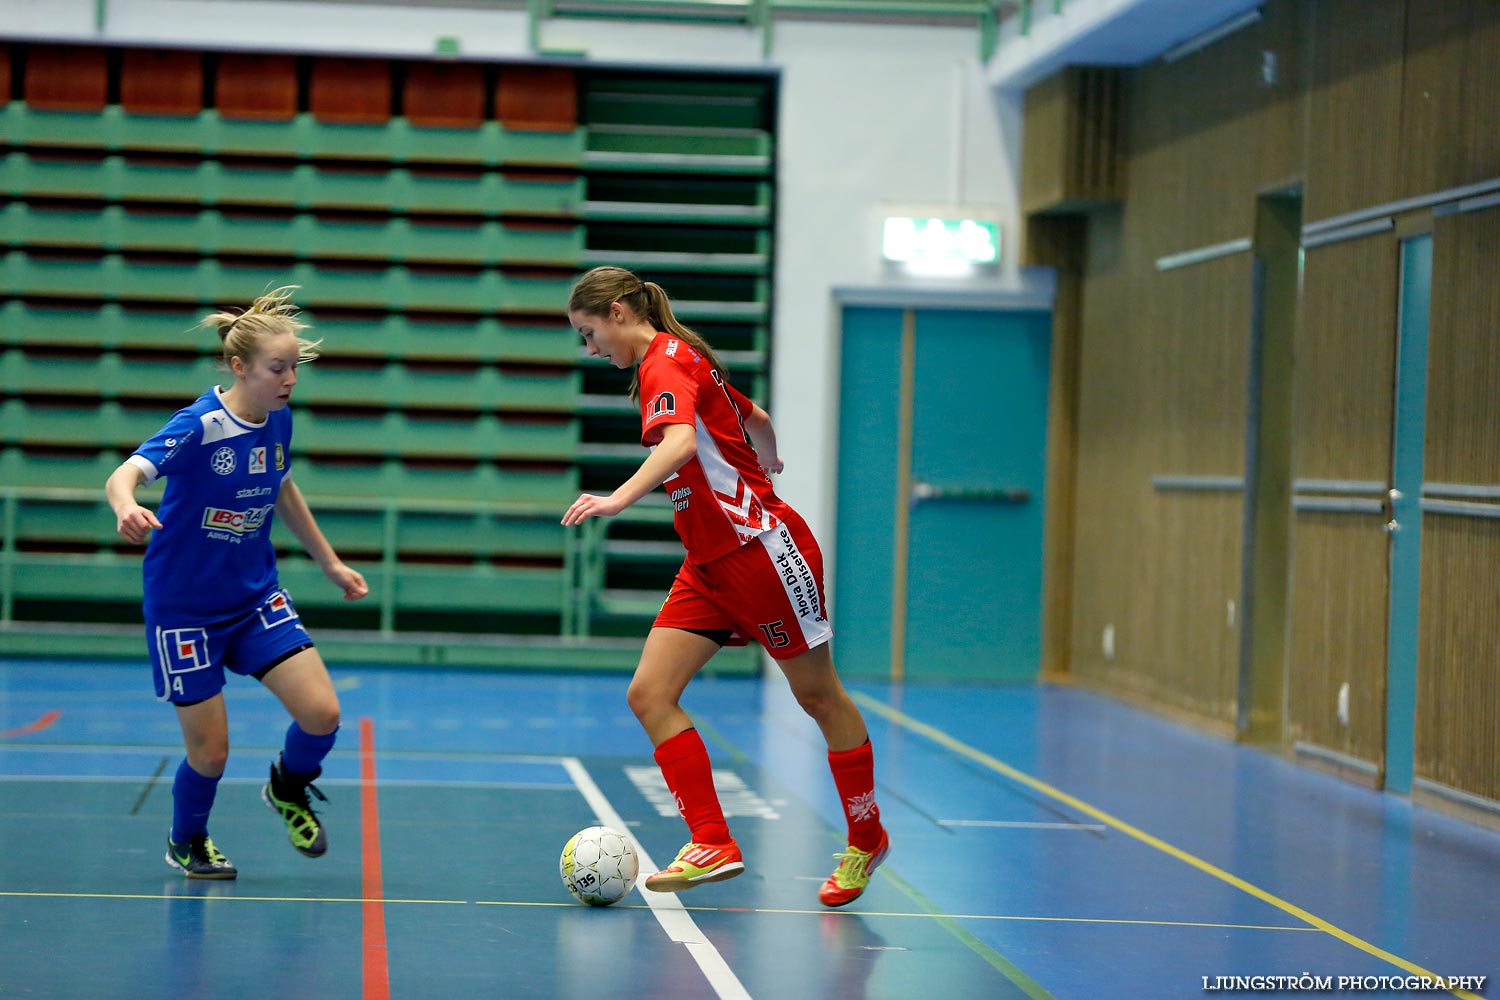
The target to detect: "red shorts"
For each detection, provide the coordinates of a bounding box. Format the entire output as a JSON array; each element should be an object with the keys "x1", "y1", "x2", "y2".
[{"x1": 654, "y1": 514, "x2": 834, "y2": 660}]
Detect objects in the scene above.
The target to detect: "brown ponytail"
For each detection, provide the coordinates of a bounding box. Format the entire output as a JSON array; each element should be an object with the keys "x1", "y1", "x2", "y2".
[{"x1": 569, "y1": 266, "x2": 726, "y2": 402}]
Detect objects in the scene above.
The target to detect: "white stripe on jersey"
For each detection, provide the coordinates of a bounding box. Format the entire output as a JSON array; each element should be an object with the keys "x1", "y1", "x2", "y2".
[
  {"x1": 694, "y1": 415, "x2": 778, "y2": 538},
  {"x1": 200, "y1": 408, "x2": 257, "y2": 445},
  {"x1": 761, "y1": 523, "x2": 832, "y2": 649}
]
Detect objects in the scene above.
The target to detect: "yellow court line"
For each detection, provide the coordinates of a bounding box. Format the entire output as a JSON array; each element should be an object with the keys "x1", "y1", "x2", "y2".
[
  {"x1": 852, "y1": 692, "x2": 1482, "y2": 1000},
  {"x1": 4, "y1": 893, "x2": 1316, "y2": 935},
  {"x1": 667, "y1": 904, "x2": 1314, "y2": 932}
]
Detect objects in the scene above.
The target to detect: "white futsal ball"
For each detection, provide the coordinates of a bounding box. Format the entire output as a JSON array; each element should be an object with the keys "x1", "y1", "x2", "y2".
[{"x1": 559, "y1": 826, "x2": 638, "y2": 906}]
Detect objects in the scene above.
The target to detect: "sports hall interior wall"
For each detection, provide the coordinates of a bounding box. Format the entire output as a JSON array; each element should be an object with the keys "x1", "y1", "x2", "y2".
[
  {"x1": 0, "y1": 40, "x2": 778, "y2": 673},
  {"x1": 1023, "y1": 0, "x2": 1500, "y2": 815}
]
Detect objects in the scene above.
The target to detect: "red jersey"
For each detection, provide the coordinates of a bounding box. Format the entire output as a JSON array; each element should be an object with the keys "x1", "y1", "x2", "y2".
[{"x1": 637, "y1": 332, "x2": 792, "y2": 564}]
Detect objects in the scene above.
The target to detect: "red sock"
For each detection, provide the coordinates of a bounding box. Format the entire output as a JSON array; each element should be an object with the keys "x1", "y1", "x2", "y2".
[
  {"x1": 828, "y1": 740, "x2": 882, "y2": 852},
  {"x1": 653, "y1": 728, "x2": 732, "y2": 845}
]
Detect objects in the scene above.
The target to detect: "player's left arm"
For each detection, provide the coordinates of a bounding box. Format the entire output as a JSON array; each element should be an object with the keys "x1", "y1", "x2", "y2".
[
  {"x1": 275, "y1": 477, "x2": 369, "y2": 601},
  {"x1": 562, "y1": 422, "x2": 696, "y2": 526},
  {"x1": 742, "y1": 403, "x2": 784, "y2": 474}
]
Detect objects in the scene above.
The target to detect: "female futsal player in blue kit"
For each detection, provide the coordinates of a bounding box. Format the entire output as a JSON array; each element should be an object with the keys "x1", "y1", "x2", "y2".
[{"x1": 105, "y1": 287, "x2": 368, "y2": 879}]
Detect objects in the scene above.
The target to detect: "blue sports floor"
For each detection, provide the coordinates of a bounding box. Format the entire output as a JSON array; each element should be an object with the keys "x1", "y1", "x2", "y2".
[{"x1": 0, "y1": 656, "x2": 1496, "y2": 999}]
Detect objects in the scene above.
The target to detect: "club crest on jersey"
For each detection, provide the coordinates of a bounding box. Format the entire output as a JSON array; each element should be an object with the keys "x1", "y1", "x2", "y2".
[
  {"x1": 248, "y1": 446, "x2": 267, "y2": 475},
  {"x1": 210, "y1": 446, "x2": 236, "y2": 475},
  {"x1": 275, "y1": 443, "x2": 285, "y2": 471},
  {"x1": 645, "y1": 391, "x2": 677, "y2": 423}
]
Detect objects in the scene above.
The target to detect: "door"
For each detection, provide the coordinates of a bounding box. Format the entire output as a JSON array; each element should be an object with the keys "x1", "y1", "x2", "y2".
[
  {"x1": 1383, "y1": 232, "x2": 1432, "y2": 794},
  {"x1": 834, "y1": 303, "x2": 1051, "y2": 682}
]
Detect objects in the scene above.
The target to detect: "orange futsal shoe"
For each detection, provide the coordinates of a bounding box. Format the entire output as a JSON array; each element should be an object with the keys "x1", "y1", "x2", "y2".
[
  {"x1": 818, "y1": 829, "x2": 889, "y2": 908},
  {"x1": 644, "y1": 840, "x2": 745, "y2": 892}
]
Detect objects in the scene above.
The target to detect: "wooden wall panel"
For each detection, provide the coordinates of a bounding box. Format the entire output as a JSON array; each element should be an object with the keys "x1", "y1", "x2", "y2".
[
  {"x1": 1303, "y1": 0, "x2": 1405, "y2": 223},
  {"x1": 1124, "y1": 0, "x2": 1306, "y2": 253},
  {"x1": 1284, "y1": 234, "x2": 1398, "y2": 768},
  {"x1": 23, "y1": 45, "x2": 108, "y2": 111},
  {"x1": 1412, "y1": 206, "x2": 1500, "y2": 804},
  {"x1": 1285, "y1": 515, "x2": 1390, "y2": 768},
  {"x1": 404, "y1": 62, "x2": 485, "y2": 128},
  {"x1": 1293, "y1": 238, "x2": 1398, "y2": 478},
  {"x1": 120, "y1": 50, "x2": 203, "y2": 116},
  {"x1": 0, "y1": 45, "x2": 11, "y2": 106},
  {"x1": 1416, "y1": 517, "x2": 1500, "y2": 801},
  {"x1": 216, "y1": 53, "x2": 298, "y2": 120},
  {"x1": 1021, "y1": 71, "x2": 1069, "y2": 215},
  {"x1": 310, "y1": 57, "x2": 391, "y2": 125},
  {"x1": 1400, "y1": 3, "x2": 1500, "y2": 201},
  {"x1": 1069, "y1": 232, "x2": 1249, "y2": 720},
  {"x1": 1020, "y1": 67, "x2": 1122, "y2": 215},
  {"x1": 1426, "y1": 209, "x2": 1500, "y2": 484},
  {"x1": 497, "y1": 66, "x2": 576, "y2": 131}
]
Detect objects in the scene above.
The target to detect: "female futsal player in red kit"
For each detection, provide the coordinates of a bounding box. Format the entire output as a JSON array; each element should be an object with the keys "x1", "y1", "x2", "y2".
[{"x1": 562, "y1": 266, "x2": 888, "y2": 907}]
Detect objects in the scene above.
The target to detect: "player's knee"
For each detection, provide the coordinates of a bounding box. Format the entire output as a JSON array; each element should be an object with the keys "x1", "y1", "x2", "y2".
[
  {"x1": 626, "y1": 677, "x2": 667, "y2": 722},
  {"x1": 303, "y1": 702, "x2": 341, "y2": 736},
  {"x1": 794, "y1": 687, "x2": 843, "y2": 726},
  {"x1": 189, "y1": 741, "x2": 229, "y2": 777}
]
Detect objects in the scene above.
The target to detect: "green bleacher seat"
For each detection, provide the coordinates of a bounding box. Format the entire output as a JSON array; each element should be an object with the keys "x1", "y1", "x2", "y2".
[
  {"x1": 287, "y1": 457, "x2": 577, "y2": 505},
  {"x1": 0, "y1": 449, "x2": 139, "y2": 490},
  {"x1": 2, "y1": 104, "x2": 587, "y2": 169}
]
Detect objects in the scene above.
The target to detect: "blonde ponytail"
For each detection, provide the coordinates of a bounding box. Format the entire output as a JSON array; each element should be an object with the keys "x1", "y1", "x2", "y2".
[{"x1": 200, "y1": 286, "x2": 322, "y2": 374}]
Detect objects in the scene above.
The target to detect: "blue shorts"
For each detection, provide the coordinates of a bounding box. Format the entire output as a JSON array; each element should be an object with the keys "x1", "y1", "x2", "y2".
[{"x1": 146, "y1": 588, "x2": 314, "y2": 705}]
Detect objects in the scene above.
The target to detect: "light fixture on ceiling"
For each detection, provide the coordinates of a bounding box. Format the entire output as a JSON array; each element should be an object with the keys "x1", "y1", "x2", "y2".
[{"x1": 1161, "y1": 6, "x2": 1264, "y2": 64}]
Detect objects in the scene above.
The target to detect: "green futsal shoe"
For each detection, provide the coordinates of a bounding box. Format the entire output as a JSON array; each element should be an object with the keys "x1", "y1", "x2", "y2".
[
  {"x1": 166, "y1": 833, "x2": 238, "y2": 879},
  {"x1": 262, "y1": 753, "x2": 329, "y2": 858}
]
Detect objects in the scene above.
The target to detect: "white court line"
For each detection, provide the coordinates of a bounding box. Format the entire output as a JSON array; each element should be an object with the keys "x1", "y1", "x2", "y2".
[
  {"x1": 938, "y1": 819, "x2": 1108, "y2": 831},
  {"x1": 561, "y1": 757, "x2": 751, "y2": 1000}
]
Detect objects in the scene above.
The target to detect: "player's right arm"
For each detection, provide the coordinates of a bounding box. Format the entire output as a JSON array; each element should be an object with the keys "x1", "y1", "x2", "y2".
[{"x1": 105, "y1": 462, "x2": 163, "y2": 545}]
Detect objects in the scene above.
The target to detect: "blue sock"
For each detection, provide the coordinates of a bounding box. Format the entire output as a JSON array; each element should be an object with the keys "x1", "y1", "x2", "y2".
[
  {"x1": 171, "y1": 759, "x2": 221, "y2": 843},
  {"x1": 282, "y1": 721, "x2": 338, "y2": 777}
]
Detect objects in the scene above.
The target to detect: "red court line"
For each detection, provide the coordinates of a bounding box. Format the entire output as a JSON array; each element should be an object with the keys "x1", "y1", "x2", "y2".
[
  {"x1": 0, "y1": 710, "x2": 61, "y2": 739},
  {"x1": 360, "y1": 717, "x2": 390, "y2": 1000}
]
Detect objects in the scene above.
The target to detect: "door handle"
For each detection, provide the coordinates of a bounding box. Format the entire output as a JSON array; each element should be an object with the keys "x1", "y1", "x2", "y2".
[{"x1": 910, "y1": 482, "x2": 1031, "y2": 506}]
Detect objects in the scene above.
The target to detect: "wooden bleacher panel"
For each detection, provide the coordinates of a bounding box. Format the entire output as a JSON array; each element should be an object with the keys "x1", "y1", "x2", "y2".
[
  {"x1": 496, "y1": 66, "x2": 577, "y2": 132},
  {"x1": 309, "y1": 57, "x2": 392, "y2": 125},
  {"x1": 404, "y1": 62, "x2": 485, "y2": 128},
  {"x1": 22, "y1": 45, "x2": 109, "y2": 112},
  {"x1": 119, "y1": 49, "x2": 203, "y2": 116},
  {"x1": 215, "y1": 53, "x2": 297, "y2": 120}
]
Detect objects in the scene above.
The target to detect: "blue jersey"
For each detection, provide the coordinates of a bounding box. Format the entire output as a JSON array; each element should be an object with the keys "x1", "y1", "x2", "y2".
[{"x1": 127, "y1": 386, "x2": 293, "y2": 624}]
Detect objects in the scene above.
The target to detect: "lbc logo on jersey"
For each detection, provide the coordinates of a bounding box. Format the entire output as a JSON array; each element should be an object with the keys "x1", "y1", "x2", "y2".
[{"x1": 248, "y1": 446, "x2": 267, "y2": 475}]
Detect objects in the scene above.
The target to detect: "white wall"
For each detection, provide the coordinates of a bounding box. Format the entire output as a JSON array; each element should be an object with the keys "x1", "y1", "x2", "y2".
[{"x1": 3, "y1": 0, "x2": 1040, "y2": 554}]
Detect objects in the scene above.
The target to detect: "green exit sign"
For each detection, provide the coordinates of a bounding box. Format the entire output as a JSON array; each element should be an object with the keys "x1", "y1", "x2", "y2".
[{"x1": 882, "y1": 217, "x2": 1001, "y2": 265}]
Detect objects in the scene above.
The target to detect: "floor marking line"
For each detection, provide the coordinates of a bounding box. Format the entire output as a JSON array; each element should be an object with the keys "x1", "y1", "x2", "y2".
[
  {"x1": 360, "y1": 717, "x2": 391, "y2": 1000},
  {"x1": 561, "y1": 757, "x2": 751, "y2": 1000},
  {"x1": 127, "y1": 755, "x2": 169, "y2": 815},
  {"x1": 734, "y1": 711, "x2": 1052, "y2": 998},
  {"x1": 0, "y1": 891, "x2": 465, "y2": 904},
  {"x1": 854, "y1": 692, "x2": 1482, "y2": 1000},
  {"x1": 0, "y1": 710, "x2": 61, "y2": 739},
  {"x1": 937, "y1": 819, "x2": 1108, "y2": 831},
  {"x1": 0, "y1": 889, "x2": 1313, "y2": 931},
  {"x1": 613, "y1": 903, "x2": 1315, "y2": 932}
]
